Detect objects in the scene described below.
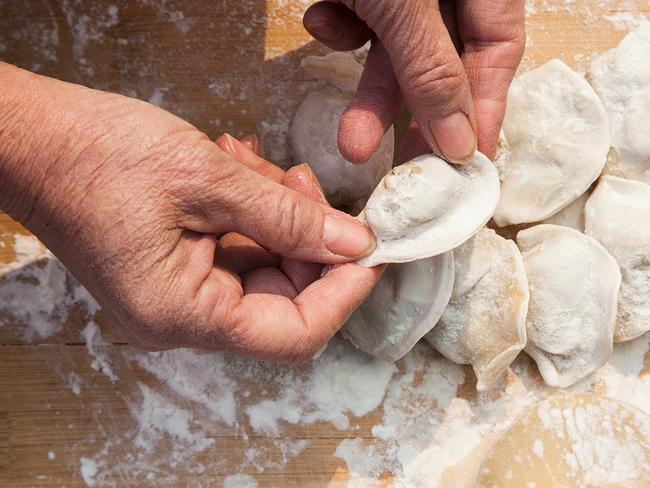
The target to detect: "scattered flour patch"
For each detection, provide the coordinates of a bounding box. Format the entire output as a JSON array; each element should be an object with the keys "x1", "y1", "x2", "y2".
[
  {"x1": 81, "y1": 321, "x2": 119, "y2": 383},
  {"x1": 604, "y1": 13, "x2": 648, "y2": 31},
  {"x1": 223, "y1": 474, "x2": 257, "y2": 488},
  {"x1": 80, "y1": 457, "x2": 101, "y2": 487},
  {"x1": 67, "y1": 372, "x2": 83, "y2": 395}
]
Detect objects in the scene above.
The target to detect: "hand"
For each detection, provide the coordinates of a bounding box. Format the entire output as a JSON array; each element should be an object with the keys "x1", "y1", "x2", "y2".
[
  {"x1": 303, "y1": 0, "x2": 526, "y2": 163},
  {"x1": 0, "y1": 63, "x2": 382, "y2": 362}
]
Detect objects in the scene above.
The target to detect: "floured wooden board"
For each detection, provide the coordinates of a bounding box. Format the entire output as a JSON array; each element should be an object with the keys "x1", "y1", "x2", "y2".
[
  {"x1": 1, "y1": 1, "x2": 650, "y2": 487},
  {"x1": 477, "y1": 393, "x2": 650, "y2": 487}
]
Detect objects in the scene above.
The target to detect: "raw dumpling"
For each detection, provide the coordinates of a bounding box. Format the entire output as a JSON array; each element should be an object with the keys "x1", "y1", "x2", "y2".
[
  {"x1": 291, "y1": 53, "x2": 394, "y2": 213},
  {"x1": 300, "y1": 52, "x2": 363, "y2": 94},
  {"x1": 425, "y1": 228, "x2": 529, "y2": 391},
  {"x1": 588, "y1": 23, "x2": 650, "y2": 185},
  {"x1": 358, "y1": 152, "x2": 500, "y2": 267},
  {"x1": 517, "y1": 225, "x2": 621, "y2": 388},
  {"x1": 493, "y1": 59, "x2": 610, "y2": 227},
  {"x1": 585, "y1": 175, "x2": 650, "y2": 342},
  {"x1": 476, "y1": 393, "x2": 650, "y2": 488},
  {"x1": 342, "y1": 252, "x2": 455, "y2": 361},
  {"x1": 542, "y1": 190, "x2": 591, "y2": 231}
]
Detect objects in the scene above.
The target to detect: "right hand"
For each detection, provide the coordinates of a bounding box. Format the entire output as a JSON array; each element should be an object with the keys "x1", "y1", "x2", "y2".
[{"x1": 303, "y1": 0, "x2": 526, "y2": 163}]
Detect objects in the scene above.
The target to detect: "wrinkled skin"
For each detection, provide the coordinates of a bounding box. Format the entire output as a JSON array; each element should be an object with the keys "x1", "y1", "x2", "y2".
[
  {"x1": 0, "y1": 0, "x2": 524, "y2": 363},
  {"x1": 303, "y1": 0, "x2": 526, "y2": 163},
  {"x1": 0, "y1": 64, "x2": 382, "y2": 363}
]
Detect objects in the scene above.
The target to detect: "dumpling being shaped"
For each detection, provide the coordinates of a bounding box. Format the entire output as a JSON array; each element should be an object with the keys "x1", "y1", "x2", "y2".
[
  {"x1": 342, "y1": 252, "x2": 455, "y2": 361},
  {"x1": 588, "y1": 22, "x2": 650, "y2": 185},
  {"x1": 493, "y1": 59, "x2": 610, "y2": 227},
  {"x1": 358, "y1": 152, "x2": 500, "y2": 267},
  {"x1": 517, "y1": 224, "x2": 621, "y2": 388},
  {"x1": 425, "y1": 228, "x2": 529, "y2": 392},
  {"x1": 291, "y1": 52, "x2": 394, "y2": 213},
  {"x1": 585, "y1": 175, "x2": 650, "y2": 342}
]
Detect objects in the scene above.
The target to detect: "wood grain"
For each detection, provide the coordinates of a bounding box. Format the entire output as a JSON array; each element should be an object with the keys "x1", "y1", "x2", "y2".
[{"x1": 1, "y1": 0, "x2": 649, "y2": 486}]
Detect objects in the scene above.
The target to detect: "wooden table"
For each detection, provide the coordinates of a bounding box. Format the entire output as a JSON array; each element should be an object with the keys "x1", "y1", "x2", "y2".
[{"x1": 1, "y1": 1, "x2": 649, "y2": 486}]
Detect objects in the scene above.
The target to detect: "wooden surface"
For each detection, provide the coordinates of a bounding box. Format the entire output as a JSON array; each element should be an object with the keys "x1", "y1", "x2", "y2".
[{"x1": 1, "y1": 0, "x2": 650, "y2": 486}]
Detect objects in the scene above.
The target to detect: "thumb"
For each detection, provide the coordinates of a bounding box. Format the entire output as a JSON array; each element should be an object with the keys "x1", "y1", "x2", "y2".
[
  {"x1": 204, "y1": 161, "x2": 376, "y2": 264},
  {"x1": 342, "y1": 0, "x2": 477, "y2": 163}
]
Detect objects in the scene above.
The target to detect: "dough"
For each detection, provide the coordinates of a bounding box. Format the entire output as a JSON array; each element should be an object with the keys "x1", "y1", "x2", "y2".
[
  {"x1": 494, "y1": 59, "x2": 610, "y2": 226},
  {"x1": 517, "y1": 225, "x2": 621, "y2": 387},
  {"x1": 588, "y1": 22, "x2": 650, "y2": 185},
  {"x1": 477, "y1": 393, "x2": 650, "y2": 487},
  {"x1": 291, "y1": 53, "x2": 394, "y2": 213},
  {"x1": 342, "y1": 252, "x2": 455, "y2": 361},
  {"x1": 425, "y1": 228, "x2": 529, "y2": 391},
  {"x1": 585, "y1": 175, "x2": 650, "y2": 342},
  {"x1": 357, "y1": 153, "x2": 500, "y2": 267}
]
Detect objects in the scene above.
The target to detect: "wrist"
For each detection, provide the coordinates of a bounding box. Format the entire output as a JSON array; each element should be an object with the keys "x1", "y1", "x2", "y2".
[
  {"x1": 0, "y1": 63, "x2": 113, "y2": 232},
  {"x1": 0, "y1": 63, "x2": 40, "y2": 220}
]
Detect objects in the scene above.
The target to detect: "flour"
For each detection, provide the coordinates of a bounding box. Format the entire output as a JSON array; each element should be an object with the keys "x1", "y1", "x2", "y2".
[
  {"x1": 223, "y1": 474, "x2": 258, "y2": 488},
  {"x1": 80, "y1": 457, "x2": 100, "y2": 487},
  {"x1": 605, "y1": 12, "x2": 649, "y2": 31},
  {"x1": 0, "y1": 235, "x2": 97, "y2": 341},
  {"x1": 81, "y1": 321, "x2": 119, "y2": 383}
]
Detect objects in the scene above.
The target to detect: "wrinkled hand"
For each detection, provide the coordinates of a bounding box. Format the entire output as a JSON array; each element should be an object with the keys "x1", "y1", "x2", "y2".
[
  {"x1": 303, "y1": 0, "x2": 526, "y2": 163},
  {"x1": 0, "y1": 64, "x2": 383, "y2": 362}
]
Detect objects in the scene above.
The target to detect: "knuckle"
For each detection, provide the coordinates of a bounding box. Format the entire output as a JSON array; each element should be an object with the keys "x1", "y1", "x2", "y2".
[
  {"x1": 274, "y1": 192, "x2": 316, "y2": 256},
  {"x1": 407, "y1": 58, "x2": 466, "y2": 100}
]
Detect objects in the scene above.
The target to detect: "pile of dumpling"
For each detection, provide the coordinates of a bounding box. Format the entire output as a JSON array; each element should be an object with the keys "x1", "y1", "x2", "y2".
[{"x1": 291, "y1": 24, "x2": 650, "y2": 391}]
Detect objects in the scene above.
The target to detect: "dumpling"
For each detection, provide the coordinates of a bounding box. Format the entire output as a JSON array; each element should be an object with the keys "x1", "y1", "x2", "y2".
[
  {"x1": 342, "y1": 252, "x2": 455, "y2": 361},
  {"x1": 476, "y1": 393, "x2": 650, "y2": 487},
  {"x1": 517, "y1": 225, "x2": 621, "y2": 388},
  {"x1": 493, "y1": 59, "x2": 610, "y2": 227},
  {"x1": 542, "y1": 190, "x2": 591, "y2": 232},
  {"x1": 291, "y1": 53, "x2": 394, "y2": 213},
  {"x1": 300, "y1": 51, "x2": 363, "y2": 94},
  {"x1": 588, "y1": 23, "x2": 650, "y2": 185},
  {"x1": 585, "y1": 175, "x2": 650, "y2": 342},
  {"x1": 358, "y1": 152, "x2": 501, "y2": 267},
  {"x1": 425, "y1": 228, "x2": 529, "y2": 392}
]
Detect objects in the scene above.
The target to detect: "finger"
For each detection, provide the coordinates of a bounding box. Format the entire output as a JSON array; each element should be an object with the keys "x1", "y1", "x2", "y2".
[
  {"x1": 303, "y1": 1, "x2": 373, "y2": 51},
  {"x1": 399, "y1": 119, "x2": 432, "y2": 163},
  {"x1": 201, "y1": 261, "x2": 384, "y2": 362},
  {"x1": 455, "y1": 0, "x2": 526, "y2": 159},
  {"x1": 341, "y1": 0, "x2": 477, "y2": 164},
  {"x1": 282, "y1": 164, "x2": 329, "y2": 205},
  {"x1": 338, "y1": 39, "x2": 402, "y2": 164},
  {"x1": 215, "y1": 232, "x2": 280, "y2": 274},
  {"x1": 189, "y1": 155, "x2": 376, "y2": 263},
  {"x1": 239, "y1": 133, "x2": 264, "y2": 158},
  {"x1": 215, "y1": 133, "x2": 284, "y2": 183},
  {"x1": 242, "y1": 267, "x2": 298, "y2": 299},
  {"x1": 281, "y1": 164, "x2": 328, "y2": 292}
]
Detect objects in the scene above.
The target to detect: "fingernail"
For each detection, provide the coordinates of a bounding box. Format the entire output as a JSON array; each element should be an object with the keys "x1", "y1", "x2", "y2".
[
  {"x1": 304, "y1": 20, "x2": 339, "y2": 41},
  {"x1": 241, "y1": 134, "x2": 261, "y2": 154},
  {"x1": 222, "y1": 133, "x2": 239, "y2": 156},
  {"x1": 323, "y1": 214, "x2": 376, "y2": 259},
  {"x1": 429, "y1": 112, "x2": 477, "y2": 163},
  {"x1": 300, "y1": 164, "x2": 328, "y2": 203}
]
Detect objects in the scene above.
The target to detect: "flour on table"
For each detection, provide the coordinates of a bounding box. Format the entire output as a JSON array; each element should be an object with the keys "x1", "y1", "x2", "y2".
[
  {"x1": 0, "y1": 234, "x2": 98, "y2": 341},
  {"x1": 81, "y1": 321, "x2": 119, "y2": 383}
]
